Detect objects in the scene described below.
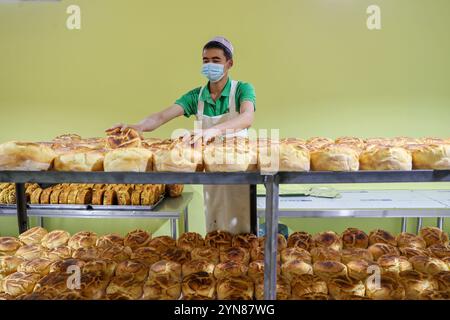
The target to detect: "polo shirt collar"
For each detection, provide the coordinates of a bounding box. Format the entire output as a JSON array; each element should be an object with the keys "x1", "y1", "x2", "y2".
[{"x1": 201, "y1": 77, "x2": 232, "y2": 104}]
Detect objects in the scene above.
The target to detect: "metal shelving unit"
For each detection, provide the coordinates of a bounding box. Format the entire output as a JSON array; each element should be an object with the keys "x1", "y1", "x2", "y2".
[
  {"x1": 1, "y1": 169, "x2": 450, "y2": 300},
  {"x1": 0, "y1": 193, "x2": 193, "y2": 239},
  {"x1": 257, "y1": 189, "x2": 450, "y2": 233},
  {"x1": 260, "y1": 170, "x2": 450, "y2": 300}
]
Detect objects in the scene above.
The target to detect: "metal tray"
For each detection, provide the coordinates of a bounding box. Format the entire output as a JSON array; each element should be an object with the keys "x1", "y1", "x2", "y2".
[
  {"x1": 89, "y1": 196, "x2": 164, "y2": 211},
  {"x1": 28, "y1": 204, "x2": 90, "y2": 210}
]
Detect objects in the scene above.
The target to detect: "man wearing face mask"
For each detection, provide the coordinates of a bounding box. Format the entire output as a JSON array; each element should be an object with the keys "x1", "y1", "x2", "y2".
[{"x1": 108, "y1": 36, "x2": 256, "y2": 234}]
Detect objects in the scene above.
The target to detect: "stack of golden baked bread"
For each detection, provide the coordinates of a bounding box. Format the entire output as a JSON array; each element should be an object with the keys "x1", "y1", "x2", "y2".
[
  {"x1": 0, "y1": 133, "x2": 449, "y2": 172},
  {"x1": 0, "y1": 226, "x2": 448, "y2": 300},
  {"x1": 0, "y1": 183, "x2": 183, "y2": 205}
]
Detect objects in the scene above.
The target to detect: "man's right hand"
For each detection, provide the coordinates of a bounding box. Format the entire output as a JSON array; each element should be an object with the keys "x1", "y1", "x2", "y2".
[{"x1": 106, "y1": 123, "x2": 144, "y2": 139}]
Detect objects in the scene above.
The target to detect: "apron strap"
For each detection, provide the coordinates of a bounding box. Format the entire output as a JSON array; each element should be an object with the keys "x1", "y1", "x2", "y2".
[
  {"x1": 228, "y1": 80, "x2": 238, "y2": 114},
  {"x1": 197, "y1": 85, "x2": 206, "y2": 117}
]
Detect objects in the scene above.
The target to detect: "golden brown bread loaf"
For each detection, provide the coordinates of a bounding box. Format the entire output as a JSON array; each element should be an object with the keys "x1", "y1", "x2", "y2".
[
  {"x1": 432, "y1": 271, "x2": 450, "y2": 292},
  {"x1": 306, "y1": 137, "x2": 333, "y2": 151},
  {"x1": 71, "y1": 247, "x2": 99, "y2": 261},
  {"x1": 115, "y1": 259, "x2": 148, "y2": 282},
  {"x1": 346, "y1": 259, "x2": 378, "y2": 281},
  {"x1": 399, "y1": 247, "x2": 430, "y2": 259},
  {"x1": 124, "y1": 229, "x2": 152, "y2": 251},
  {"x1": 204, "y1": 230, "x2": 232, "y2": 251},
  {"x1": 340, "y1": 248, "x2": 373, "y2": 264},
  {"x1": 177, "y1": 232, "x2": 204, "y2": 251},
  {"x1": 294, "y1": 292, "x2": 330, "y2": 300},
  {"x1": 68, "y1": 231, "x2": 98, "y2": 250},
  {"x1": 18, "y1": 227, "x2": 48, "y2": 246},
  {"x1": 39, "y1": 245, "x2": 69, "y2": 262},
  {"x1": 78, "y1": 276, "x2": 109, "y2": 299},
  {"x1": 368, "y1": 243, "x2": 400, "y2": 261},
  {"x1": 290, "y1": 274, "x2": 328, "y2": 298},
  {"x1": 328, "y1": 277, "x2": 366, "y2": 300},
  {"x1": 166, "y1": 184, "x2": 184, "y2": 197},
  {"x1": 30, "y1": 188, "x2": 43, "y2": 204},
  {"x1": 0, "y1": 237, "x2": 22, "y2": 256},
  {"x1": 396, "y1": 232, "x2": 427, "y2": 249},
  {"x1": 41, "y1": 230, "x2": 71, "y2": 250},
  {"x1": 258, "y1": 138, "x2": 310, "y2": 172},
  {"x1": 203, "y1": 138, "x2": 257, "y2": 172},
  {"x1": 82, "y1": 259, "x2": 117, "y2": 278},
  {"x1": 312, "y1": 231, "x2": 342, "y2": 251},
  {"x1": 281, "y1": 259, "x2": 313, "y2": 281},
  {"x1": 98, "y1": 245, "x2": 132, "y2": 263},
  {"x1": 0, "y1": 141, "x2": 57, "y2": 171},
  {"x1": 419, "y1": 227, "x2": 449, "y2": 247},
  {"x1": 398, "y1": 270, "x2": 439, "y2": 299},
  {"x1": 96, "y1": 234, "x2": 124, "y2": 248},
  {"x1": 335, "y1": 137, "x2": 366, "y2": 150},
  {"x1": 313, "y1": 261, "x2": 348, "y2": 281},
  {"x1": 310, "y1": 247, "x2": 341, "y2": 263},
  {"x1": 214, "y1": 261, "x2": 248, "y2": 279},
  {"x1": 2, "y1": 272, "x2": 41, "y2": 297},
  {"x1": 160, "y1": 247, "x2": 190, "y2": 264},
  {"x1": 49, "y1": 258, "x2": 85, "y2": 273},
  {"x1": 14, "y1": 244, "x2": 45, "y2": 261},
  {"x1": 54, "y1": 150, "x2": 105, "y2": 172},
  {"x1": 341, "y1": 228, "x2": 369, "y2": 249},
  {"x1": 258, "y1": 234, "x2": 287, "y2": 251},
  {"x1": 182, "y1": 259, "x2": 215, "y2": 277},
  {"x1": 130, "y1": 247, "x2": 160, "y2": 266},
  {"x1": 105, "y1": 127, "x2": 142, "y2": 149},
  {"x1": 105, "y1": 273, "x2": 143, "y2": 300},
  {"x1": 220, "y1": 246, "x2": 250, "y2": 265},
  {"x1": 310, "y1": 144, "x2": 360, "y2": 171},
  {"x1": 182, "y1": 271, "x2": 216, "y2": 299},
  {"x1": 287, "y1": 231, "x2": 313, "y2": 250},
  {"x1": 359, "y1": 145, "x2": 412, "y2": 170},
  {"x1": 149, "y1": 260, "x2": 182, "y2": 280},
  {"x1": 104, "y1": 148, "x2": 152, "y2": 172},
  {"x1": 148, "y1": 236, "x2": 176, "y2": 254},
  {"x1": 216, "y1": 275, "x2": 254, "y2": 300},
  {"x1": 153, "y1": 141, "x2": 203, "y2": 172},
  {"x1": 427, "y1": 244, "x2": 450, "y2": 259},
  {"x1": 231, "y1": 233, "x2": 258, "y2": 250},
  {"x1": 33, "y1": 272, "x2": 72, "y2": 297},
  {"x1": 191, "y1": 247, "x2": 220, "y2": 265},
  {"x1": 412, "y1": 144, "x2": 450, "y2": 169},
  {"x1": 254, "y1": 275, "x2": 291, "y2": 300},
  {"x1": 377, "y1": 254, "x2": 413, "y2": 278},
  {"x1": 365, "y1": 275, "x2": 405, "y2": 300},
  {"x1": 0, "y1": 256, "x2": 24, "y2": 276},
  {"x1": 142, "y1": 274, "x2": 181, "y2": 300},
  {"x1": 17, "y1": 292, "x2": 54, "y2": 300},
  {"x1": 250, "y1": 246, "x2": 281, "y2": 262},
  {"x1": 409, "y1": 255, "x2": 449, "y2": 275},
  {"x1": 368, "y1": 229, "x2": 397, "y2": 247}
]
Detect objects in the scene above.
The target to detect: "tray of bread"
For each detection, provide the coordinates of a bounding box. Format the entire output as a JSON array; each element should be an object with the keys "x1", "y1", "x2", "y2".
[
  {"x1": 0, "y1": 182, "x2": 183, "y2": 211},
  {"x1": 0, "y1": 226, "x2": 448, "y2": 300},
  {"x1": 0, "y1": 131, "x2": 449, "y2": 174}
]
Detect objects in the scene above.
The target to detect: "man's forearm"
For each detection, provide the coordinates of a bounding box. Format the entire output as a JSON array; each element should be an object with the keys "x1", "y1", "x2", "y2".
[
  {"x1": 135, "y1": 113, "x2": 165, "y2": 132},
  {"x1": 135, "y1": 104, "x2": 185, "y2": 132}
]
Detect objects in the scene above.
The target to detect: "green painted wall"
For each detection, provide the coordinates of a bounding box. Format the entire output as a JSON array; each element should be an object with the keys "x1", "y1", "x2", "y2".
[{"x1": 0, "y1": 0, "x2": 449, "y2": 237}]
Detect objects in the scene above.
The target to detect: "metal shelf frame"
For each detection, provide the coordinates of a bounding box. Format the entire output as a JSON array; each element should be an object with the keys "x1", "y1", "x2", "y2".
[{"x1": 1, "y1": 169, "x2": 450, "y2": 300}]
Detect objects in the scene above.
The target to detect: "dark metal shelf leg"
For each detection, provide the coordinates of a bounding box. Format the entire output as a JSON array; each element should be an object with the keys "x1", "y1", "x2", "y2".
[
  {"x1": 263, "y1": 175, "x2": 279, "y2": 300},
  {"x1": 250, "y1": 184, "x2": 257, "y2": 235},
  {"x1": 437, "y1": 217, "x2": 444, "y2": 230},
  {"x1": 15, "y1": 183, "x2": 28, "y2": 233}
]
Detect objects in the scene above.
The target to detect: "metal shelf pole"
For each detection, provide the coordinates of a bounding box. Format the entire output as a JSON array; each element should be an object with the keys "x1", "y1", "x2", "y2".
[
  {"x1": 15, "y1": 183, "x2": 28, "y2": 233},
  {"x1": 263, "y1": 174, "x2": 279, "y2": 300}
]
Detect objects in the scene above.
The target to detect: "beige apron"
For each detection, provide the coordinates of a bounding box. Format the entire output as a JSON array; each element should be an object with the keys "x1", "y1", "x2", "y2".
[{"x1": 197, "y1": 80, "x2": 251, "y2": 234}]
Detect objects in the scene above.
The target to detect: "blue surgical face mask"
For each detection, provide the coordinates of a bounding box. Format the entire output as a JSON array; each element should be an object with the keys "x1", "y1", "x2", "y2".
[{"x1": 201, "y1": 63, "x2": 225, "y2": 83}]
